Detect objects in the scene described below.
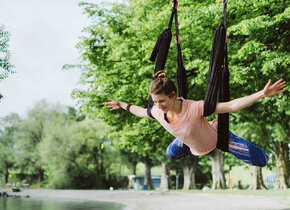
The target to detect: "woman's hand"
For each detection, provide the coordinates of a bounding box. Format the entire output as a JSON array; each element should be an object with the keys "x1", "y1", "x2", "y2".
[
  {"x1": 105, "y1": 98, "x2": 150, "y2": 118},
  {"x1": 214, "y1": 79, "x2": 287, "y2": 114},
  {"x1": 262, "y1": 79, "x2": 286, "y2": 98},
  {"x1": 105, "y1": 97, "x2": 121, "y2": 111}
]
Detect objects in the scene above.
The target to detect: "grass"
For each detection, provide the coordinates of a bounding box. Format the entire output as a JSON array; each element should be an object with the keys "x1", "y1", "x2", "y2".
[
  {"x1": 173, "y1": 189, "x2": 290, "y2": 197},
  {"x1": 135, "y1": 164, "x2": 279, "y2": 188}
]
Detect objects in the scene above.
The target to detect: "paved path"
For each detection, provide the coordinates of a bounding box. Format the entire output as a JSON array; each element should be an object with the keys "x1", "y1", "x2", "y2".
[{"x1": 3, "y1": 189, "x2": 290, "y2": 210}]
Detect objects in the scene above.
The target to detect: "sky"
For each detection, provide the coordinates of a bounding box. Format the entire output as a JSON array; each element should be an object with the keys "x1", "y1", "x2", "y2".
[{"x1": 0, "y1": 0, "x2": 112, "y2": 118}]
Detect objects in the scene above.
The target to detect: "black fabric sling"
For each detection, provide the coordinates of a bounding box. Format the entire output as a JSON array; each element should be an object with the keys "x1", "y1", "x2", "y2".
[
  {"x1": 147, "y1": 0, "x2": 178, "y2": 118},
  {"x1": 203, "y1": 0, "x2": 229, "y2": 152},
  {"x1": 173, "y1": 2, "x2": 187, "y2": 99},
  {"x1": 149, "y1": 10, "x2": 174, "y2": 72}
]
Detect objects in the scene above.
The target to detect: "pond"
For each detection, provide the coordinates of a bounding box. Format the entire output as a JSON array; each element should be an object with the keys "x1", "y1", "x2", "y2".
[{"x1": 0, "y1": 197, "x2": 125, "y2": 210}]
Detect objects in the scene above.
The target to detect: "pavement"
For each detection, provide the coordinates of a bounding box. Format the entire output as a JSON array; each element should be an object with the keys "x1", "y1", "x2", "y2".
[{"x1": 2, "y1": 189, "x2": 290, "y2": 210}]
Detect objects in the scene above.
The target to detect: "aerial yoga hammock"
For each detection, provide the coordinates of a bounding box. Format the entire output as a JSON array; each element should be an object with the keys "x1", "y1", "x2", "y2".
[{"x1": 147, "y1": 0, "x2": 269, "y2": 167}]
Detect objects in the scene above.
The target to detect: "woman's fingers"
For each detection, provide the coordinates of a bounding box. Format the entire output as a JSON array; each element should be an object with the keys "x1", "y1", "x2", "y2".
[
  {"x1": 269, "y1": 79, "x2": 285, "y2": 88},
  {"x1": 266, "y1": 79, "x2": 272, "y2": 88},
  {"x1": 107, "y1": 97, "x2": 114, "y2": 103},
  {"x1": 273, "y1": 79, "x2": 282, "y2": 85},
  {"x1": 273, "y1": 79, "x2": 284, "y2": 86},
  {"x1": 105, "y1": 102, "x2": 112, "y2": 107},
  {"x1": 106, "y1": 104, "x2": 116, "y2": 111},
  {"x1": 272, "y1": 80, "x2": 286, "y2": 91},
  {"x1": 266, "y1": 79, "x2": 287, "y2": 97},
  {"x1": 277, "y1": 81, "x2": 286, "y2": 88},
  {"x1": 105, "y1": 97, "x2": 116, "y2": 105},
  {"x1": 277, "y1": 84, "x2": 286, "y2": 91},
  {"x1": 264, "y1": 79, "x2": 287, "y2": 97},
  {"x1": 105, "y1": 97, "x2": 121, "y2": 111}
]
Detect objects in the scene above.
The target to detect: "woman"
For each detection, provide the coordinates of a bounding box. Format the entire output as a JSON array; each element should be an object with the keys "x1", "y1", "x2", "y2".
[{"x1": 105, "y1": 71, "x2": 286, "y2": 167}]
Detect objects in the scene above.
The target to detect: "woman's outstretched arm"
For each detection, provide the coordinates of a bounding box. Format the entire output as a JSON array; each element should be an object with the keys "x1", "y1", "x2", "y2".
[
  {"x1": 105, "y1": 98, "x2": 150, "y2": 118},
  {"x1": 214, "y1": 79, "x2": 287, "y2": 114}
]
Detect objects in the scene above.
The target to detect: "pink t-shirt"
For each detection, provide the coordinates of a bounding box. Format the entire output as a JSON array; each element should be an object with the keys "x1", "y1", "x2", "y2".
[{"x1": 151, "y1": 99, "x2": 217, "y2": 155}]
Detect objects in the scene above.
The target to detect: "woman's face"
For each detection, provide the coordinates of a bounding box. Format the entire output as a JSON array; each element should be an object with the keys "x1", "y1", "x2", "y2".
[{"x1": 151, "y1": 92, "x2": 176, "y2": 113}]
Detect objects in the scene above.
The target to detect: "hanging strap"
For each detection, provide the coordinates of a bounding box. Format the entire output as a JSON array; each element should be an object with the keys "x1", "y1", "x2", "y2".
[
  {"x1": 149, "y1": 2, "x2": 176, "y2": 73},
  {"x1": 147, "y1": 0, "x2": 189, "y2": 116},
  {"x1": 147, "y1": 2, "x2": 176, "y2": 118},
  {"x1": 217, "y1": 0, "x2": 229, "y2": 151},
  {"x1": 203, "y1": 0, "x2": 229, "y2": 152},
  {"x1": 173, "y1": 0, "x2": 187, "y2": 98},
  {"x1": 203, "y1": 24, "x2": 227, "y2": 116},
  {"x1": 204, "y1": 0, "x2": 228, "y2": 116},
  {"x1": 222, "y1": 0, "x2": 227, "y2": 27}
]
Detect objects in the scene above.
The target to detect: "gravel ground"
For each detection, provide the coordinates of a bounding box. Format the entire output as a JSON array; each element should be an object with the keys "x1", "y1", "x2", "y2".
[{"x1": 3, "y1": 189, "x2": 290, "y2": 210}]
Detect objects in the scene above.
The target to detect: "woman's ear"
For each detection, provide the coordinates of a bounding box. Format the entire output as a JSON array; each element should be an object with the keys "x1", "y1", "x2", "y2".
[{"x1": 169, "y1": 91, "x2": 176, "y2": 98}]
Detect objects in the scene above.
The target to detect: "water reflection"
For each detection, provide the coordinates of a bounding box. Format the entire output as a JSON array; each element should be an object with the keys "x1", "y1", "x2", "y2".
[{"x1": 0, "y1": 197, "x2": 125, "y2": 210}]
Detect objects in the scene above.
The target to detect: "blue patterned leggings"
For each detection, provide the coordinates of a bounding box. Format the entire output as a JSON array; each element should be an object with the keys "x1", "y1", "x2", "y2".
[{"x1": 166, "y1": 131, "x2": 269, "y2": 167}]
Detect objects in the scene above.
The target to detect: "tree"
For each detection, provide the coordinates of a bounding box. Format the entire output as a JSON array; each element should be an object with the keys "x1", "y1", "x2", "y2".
[
  {"x1": 73, "y1": 0, "x2": 215, "y2": 190},
  {"x1": 181, "y1": 156, "x2": 198, "y2": 190},
  {"x1": 160, "y1": 161, "x2": 172, "y2": 190},
  {"x1": 113, "y1": 121, "x2": 170, "y2": 190},
  {"x1": 16, "y1": 100, "x2": 63, "y2": 184},
  {"x1": 39, "y1": 109, "x2": 119, "y2": 189},
  {"x1": 72, "y1": 0, "x2": 289, "y2": 190},
  {"x1": 120, "y1": 149, "x2": 140, "y2": 176},
  {"x1": 227, "y1": 1, "x2": 290, "y2": 188},
  {"x1": 0, "y1": 25, "x2": 14, "y2": 100},
  {"x1": 209, "y1": 149, "x2": 226, "y2": 189},
  {"x1": 0, "y1": 113, "x2": 21, "y2": 184},
  {"x1": 119, "y1": 149, "x2": 140, "y2": 189},
  {"x1": 249, "y1": 166, "x2": 267, "y2": 190}
]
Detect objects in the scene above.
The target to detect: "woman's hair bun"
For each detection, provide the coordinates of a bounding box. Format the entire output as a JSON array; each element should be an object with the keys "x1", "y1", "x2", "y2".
[{"x1": 154, "y1": 70, "x2": 167, "y2": 79}]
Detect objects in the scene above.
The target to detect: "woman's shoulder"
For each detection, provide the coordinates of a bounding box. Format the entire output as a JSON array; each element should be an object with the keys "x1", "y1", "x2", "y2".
[
  {"x1": 151, "y1": 105, "x2": 162, "y2": 117},
  {"x1": 183, "y1": 98, "x2": 204, "y2": 105},
  {"x1": 184, "y1": 99, "x2": 204, "y2": 116}
]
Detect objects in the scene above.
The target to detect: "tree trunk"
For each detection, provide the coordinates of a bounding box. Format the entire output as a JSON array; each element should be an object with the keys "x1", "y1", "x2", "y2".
[
  {"x1": 144, "y1": 159, "x2": 154, "y2": 189},
  {"x1": 127, "y1": 161, "x2": 137, "y2": 189},
  {"x1": 130, "y1": 161, "x2": 137, "y2": 175},
  {"x1": 4, "y1": 161, "x2": 14, "y2": 185},
  {"x1": 183, "y1": 165, "x2": 193, "y2": 190},
  {"x1": 274, "y1": 142, "x2": 289, "y2": 189},
  {"x1": 209, "y1": 149, "x2": 226, "y2": 189},
  {"x1": 127, "y1": 175, "x2": 135, "y2": 189},
  {"x1": 4, "y1": 174, "x2": 9, "y2": 184},
  {"x1": 100, "y1": 146, "x2": 104, "y2": 174},
  {"x1": 249, "y1": 166, "x2": 267, "y2": 190},
  {"x1": 38, "y1": 169, "x2": 44, "y2": 183},
  {"x1": 182, "y1": 157, "x2": 198, "y2": 190},
  {"x1": 160, "y1": 162, "x2": 171, "y2": 190}
]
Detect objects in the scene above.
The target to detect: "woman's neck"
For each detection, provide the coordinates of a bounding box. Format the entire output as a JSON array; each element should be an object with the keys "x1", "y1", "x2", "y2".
[
  {"x1": 172, "y1": 99, "x2": 182, "y2": 113},
  {"x1": 165, "y1": 99, "x2": 182, "y2": 123}
]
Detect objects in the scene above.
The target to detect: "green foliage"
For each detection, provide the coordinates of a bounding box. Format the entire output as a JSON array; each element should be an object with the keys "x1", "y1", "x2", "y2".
[
  {"x1": 0, "y1": 25, "x2": 14, "y2": 99},
  {"x1": 74, "y1": 1, "x2": 180, "y2": 166},
  {"x1": 227, "y1": 1, "x2": 290, "y2": 155},
  {"x1": 15, "y1": 101, "x2": 62, "y2": 178},
  {"x1": 74, "y1": 0, "x2": 288, "y2": 155},
  {"x1": 37, "y1": 107, "x2": 124, "y2": 189},
  {"x1": 0, "y1": 100, "x2": 128, "y2": 189},
  {"x1": 74, "y1": 0, "x2": 224, "y2": 167},
  {"x1": 0, "y1": 113, "x2": 21, "y2": 182},
  {"x1": 40, "y1": 118, "x2": 100, "y2": 188},
  {"x1": 63, "y1": 0, "x2": 290, "y2": 189}
]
